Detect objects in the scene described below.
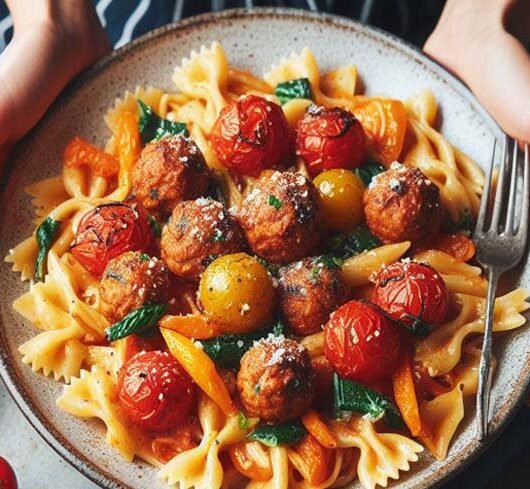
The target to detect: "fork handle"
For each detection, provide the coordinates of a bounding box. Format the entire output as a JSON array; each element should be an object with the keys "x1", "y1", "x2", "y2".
[{"x1": 476, "y1": 267, "x2": 500, "y2": 442}]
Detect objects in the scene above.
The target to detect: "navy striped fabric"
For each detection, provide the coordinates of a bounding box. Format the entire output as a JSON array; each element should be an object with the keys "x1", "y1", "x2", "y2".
[{"x1": 0, "y1": 1, "x2": 528, "y2": 488}]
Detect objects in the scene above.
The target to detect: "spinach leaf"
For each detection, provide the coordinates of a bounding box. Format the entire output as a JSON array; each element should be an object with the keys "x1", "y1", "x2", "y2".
[
  {"x1": 275, "y1": 78, "x2": 312, "y2": 105},
  {"x1": 324, "y1": 226, "x2": 380, "y2": 260},
  {"x1": 34, "y1": 217, "x2": 61, "y2": 282},
  {"x1": 137, "y1": 100, "x2": 188, "y2": 144},
  {"x1": 248, "y1": 419, "x2": 306, "y2": 447},
  {"x1": 106, "y1": 303, "x2": 168, "y2": 342},
  {"x1": 355, "y1": 162, "x2": 386, "y2": 186},
  {"x1": 333, "y1": 374, "x2": 403, "y2": 428},
  {"x1": 201, "y1": 318, "x2": 285, "y2": 369}
]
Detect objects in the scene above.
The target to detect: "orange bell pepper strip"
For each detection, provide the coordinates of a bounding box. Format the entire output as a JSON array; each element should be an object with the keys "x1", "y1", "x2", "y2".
[
  {"x1": 353, "y1": 98, "x2": 407, "y2": 165},
  {"x1": 161, "y1": 328, "x2": 237, "y2": 416},
  {"x1": 392, "y1": 349, "x2": 431, "y2": 438},
  {"x1": 64, "y1": 136, "x2": 120, "y2": 178},
  {"x1": 159, "y1": 314, "x2": 220, "y2": 340},
  {"x1": 301, "y1": 409, "x2": 338, "y2": 449},
  {"x1": 116, "y1": 110, "x2": 141, "y2": 190},
  {"x1": 290, "y1": 434, "x2": 333, "y2": 486}
]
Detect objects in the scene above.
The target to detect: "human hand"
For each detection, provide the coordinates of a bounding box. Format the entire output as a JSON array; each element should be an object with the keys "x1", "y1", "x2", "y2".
[
  {"x1": 424, "y1": 0, "x2": 530, "y2": 143},
  {"x1": 0, "y1": 0, "x2": 110, "y2": 166}
]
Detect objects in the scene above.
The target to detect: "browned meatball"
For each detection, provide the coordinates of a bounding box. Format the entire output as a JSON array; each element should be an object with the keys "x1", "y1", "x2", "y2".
[
  {"x1": 160, "y1": 198, "x2": 246, "y2": 280},
  {"x1": 236, "y1": 171, "x2": 321, "y2": 264},
  {"x1": 237, "y1": 335, "x2": 315, "y2": 423},
  {"x1": 278, "y1": 257, "x2": 349, "y2": 336},
  {"x1": 363, "y1": 163, "x2": 443, "y2": 243},
  {"x1": 132, "y1": 135, "x2": 210, "y2": 217},
  {"x1": 99, "y1": 251, "x2": 170, "y2": 323}
]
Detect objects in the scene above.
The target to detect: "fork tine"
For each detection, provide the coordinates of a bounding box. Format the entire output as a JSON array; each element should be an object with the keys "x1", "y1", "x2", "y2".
[
  {"x1": 490, "y1": 135, "x2": 509, "y2": 232},
  {"x1": 505, "y1": 139, "x2": 520, "y2": 234},
  {"x1": 517, "y1": 143, "x2": 529, "y2": 238},
  {"x1": 476, "y1": 139, "x2": 497, "y2": 233}
]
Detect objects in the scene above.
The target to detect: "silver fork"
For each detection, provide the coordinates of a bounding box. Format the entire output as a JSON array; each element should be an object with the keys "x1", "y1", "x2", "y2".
[{"x1": 474, "y1": 136, "x2": 529, "y2": 441}]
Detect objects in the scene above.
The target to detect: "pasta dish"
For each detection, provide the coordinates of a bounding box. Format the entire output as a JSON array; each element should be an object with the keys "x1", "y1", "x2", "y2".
[{"x1": 5, "y1": 42, "x2": 529, "y2": 489}]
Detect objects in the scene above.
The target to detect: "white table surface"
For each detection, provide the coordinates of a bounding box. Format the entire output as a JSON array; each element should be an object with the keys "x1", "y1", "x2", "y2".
[{"x1": 0, "y1": 381, "x2": 98, "y2": 488}]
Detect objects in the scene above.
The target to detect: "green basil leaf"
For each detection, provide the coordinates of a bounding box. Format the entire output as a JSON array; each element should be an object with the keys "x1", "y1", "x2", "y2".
[
  {"x1": 324, "y1": 226, "x2": 380, "y2": 260},
  {"x1": 147, "y1": 214, "x2": 163, "y2": 238},
  {"x1": 248, "y1": 419, "x2": 306, "y2": 447},
  {"x1": 137, "y1": 100, "x2": 188, "y2": 144},
  {"x1": 354, "y1": 161, "x2": 386, "y2": 187},
  {"x1": 201, "y1": 318, "x2": 286, "y2": 369},
  {"x1": 106, "y1": 303, "x2": 168, "y2": 342},
  {"x1": 333, "y1": 374, "x2": 403, "y2": 428},
  {"x1": 34, "y1": 217, "x2": 61, "y2": 282},
  {"x1": 275, "y1": 78, "x2": 312, "y2": 105}
]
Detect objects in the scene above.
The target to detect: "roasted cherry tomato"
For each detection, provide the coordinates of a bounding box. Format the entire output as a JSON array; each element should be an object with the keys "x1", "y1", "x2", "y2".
[
  {"x1": 371, "y1": 261, "x2": 449, "y2": 337},
  {"x1": 296, "y1": 105, "x2": 366, "y2": 177},
  {"x1": 117, "y1": 350, "x2": 195, "y2": 432},
  {"x1": 313, "y1": 169, "x2": 364, "y2": 232},
  {"x1": 0, "y1": 457, "x2": 17, "y2": 489},
  {"x1": 324, "y1": 300, "x2": 400, "y2": 384},
  {"x1": 71, "y1": 202, "x2": 154, "y2": 277},
  {"x1": 211, "y1": 95, "x2": 292, "y2": 176}
]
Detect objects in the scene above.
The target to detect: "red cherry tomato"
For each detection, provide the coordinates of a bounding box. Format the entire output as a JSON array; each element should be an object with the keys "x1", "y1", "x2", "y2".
[
  {"x1": 296, "y1": 105, "x2": 366, "y2": 177},
  {"x1": 371, "y1": 261, "x2": 449, "y2": 336},
  {"x1": 117, "y1": 350, "x2": 195, "y2": 432},
  {"x1": 324, "y1": 300, "x2": 400, "y2": 384},
  {"x1": 0, "y1": 457, "x2": 17, "y2": 489},
  {"x1": 71, "y1": 202, "x2": 154, "y2": 277},
  {"x1": 211, "y1": 95, "x2": 292, "y2": 176}
]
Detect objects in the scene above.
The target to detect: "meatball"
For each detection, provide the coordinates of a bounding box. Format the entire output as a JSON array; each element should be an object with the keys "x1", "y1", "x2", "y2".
[
  {"x1": 363, "y1": 163, "x2": 443, "y2": 243},
  {"x1": 132, "y1": 135, "x2": 210, "y2": 217},
  {"x1": 160, "y1": 198, "x2": 246, "y2": 280},
  {"x1": 237, "y1": 335, "x2": 315, "y2": 423},
  {"x1": 99, "y1": 251, "x2": 170, "y2": 323},
  {"x1": 236, "y1": 171, "x2": 321, "y2": 264},
  {"x1": 278, "y1": 257, "x2": 349, "y2": 336}
]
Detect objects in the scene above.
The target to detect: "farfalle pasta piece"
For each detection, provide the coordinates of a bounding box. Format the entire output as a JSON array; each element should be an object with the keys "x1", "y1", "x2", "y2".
[
  {"x1": 57, "y1": 366, "x2": 137, "y2": 461},
  {"x1": 227, "y1": 67, "x2": 274, "y2": 100},
  {"x1": 5, "y1": 235, "x2": 38, "y2": 281},
  {"x1": 19, "y1": 324, "x2": 87, "y2": 382},
  {"x1": 26, "y1": 176, "x2": 70, "y2": 223},
  {"x1": 329, "y1": 416, "x2": 422, "y2": 489},
  {"x1": 413, "y1": 249, "x2": 487, "y2": 297},
  {"x1": 420, "y1": 384, "x2": 464, "y2": 460},
  {"x1": 172, "y1": 42, "x2": 229, "y2": 132},
  {"x1": 247, "y1": 447, "x2": 290, "y2": 489},
  {"x1": 415, "y1": 289, "x2": 530, "y2": 376},
  {"x1": 86, "y1": 345, "x2": 123, "y2": 382}
]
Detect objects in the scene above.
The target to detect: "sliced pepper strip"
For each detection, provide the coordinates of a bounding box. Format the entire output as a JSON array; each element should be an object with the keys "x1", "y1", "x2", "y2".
[
  {"x1": 116, "y1": 110, "x2": 141, "y2": 191},
  {"x1": 392, "y1": 349, "x2": 431, "y2": 438},
  {"x1": 161, "y1": 328, "x2": 237, "y2": 416},
  {"x1": 64, "y1": 136, "x2": 119, "y2": 178},
  {"x1": 301, "y1": 409, "x2": 338, "y2": 449},
  {"x1": 159, "y1": 314, "x2": 220, "y2": 340}
]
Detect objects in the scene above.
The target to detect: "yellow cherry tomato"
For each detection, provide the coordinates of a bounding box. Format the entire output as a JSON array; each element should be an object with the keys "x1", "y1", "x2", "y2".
[
  {"x1": 314, "y1": 169, "x2": 364, "y2": 232},
  {"x1": 199, "y1": 253, "x2": 276, "y2": 334}
]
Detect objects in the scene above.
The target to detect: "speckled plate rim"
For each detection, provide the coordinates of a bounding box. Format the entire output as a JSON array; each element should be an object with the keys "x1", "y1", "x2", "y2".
[{"x1": 0, "y1": 7, "x2": 528, "y2": 489}]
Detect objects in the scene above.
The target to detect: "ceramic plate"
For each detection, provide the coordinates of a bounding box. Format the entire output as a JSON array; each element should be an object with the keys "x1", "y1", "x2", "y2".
[{"x1": 1, "y1": 8, "x2": 529, "y2": 489}]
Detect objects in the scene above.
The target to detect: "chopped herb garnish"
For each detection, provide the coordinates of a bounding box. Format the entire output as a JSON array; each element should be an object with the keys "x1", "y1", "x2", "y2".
[
  {"x1": 147, "y1": 215, "x2": 163, "y2": 238},
  {"x1": 324, "y1": 226, "x2": 380, "y2": 260},
  {"x1": 458, "y1": 208, "x2": 474, "y2": 233},
  {"x1": 256, "y1": 256, "x2": 280, "y2": 278},
  {"x1": 211, "y1": 228, "x2": 225, "y2": 242},
  {"x1": 355, "y1": 162, "x2": 386, "y2": 187},
  {"x1": 268, "y1": 195, "x2": 283, "y2": 210},
  {"x1": 149, "y1": 188, "x2": 159, "y2": 199},
  {"x1": 275, "y1": 78, "x2": 313, "y2": 105},
  {"x1": 137, "y1": 99, "x2": 188, "y2": 144},
  {"x1": 139, "y1": 253, "x2": 151, "y2": 262},
  {"x1": 106, "y1": 303, "x2": 168, "y2": 342},
  {"x1": 310, "y1": 255, "x2": 343, "y2": 280},
  {"x1": 34, "y1": 217, "x2": 61, "y2": 282},
  {"x1": 238, "y1": 412, "x2": 250, "y2": 430}
]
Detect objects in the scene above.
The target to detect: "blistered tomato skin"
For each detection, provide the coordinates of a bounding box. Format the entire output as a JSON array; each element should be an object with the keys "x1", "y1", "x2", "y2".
[
  {"x1": 117, "y1": 350, "x2": 195, "y2": 432},
  {"x1": 0, "y1": 457, "x2": 17, "y2": 489},
  {"x1": 296, "y1": 105, "x2": 366, "y2": 178},
  {"x1": 71, "y1": 202, "x2": 154, "y2": 278},
  {"x1": 324, "y1": 300, "x2": 401, "y2": 384},
  {"x1": 371, "y1": 261, "x2": 449, "y2": 335},
  {"x1": 211, "y1": 95, "x2": 292, "y2": 176}
]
